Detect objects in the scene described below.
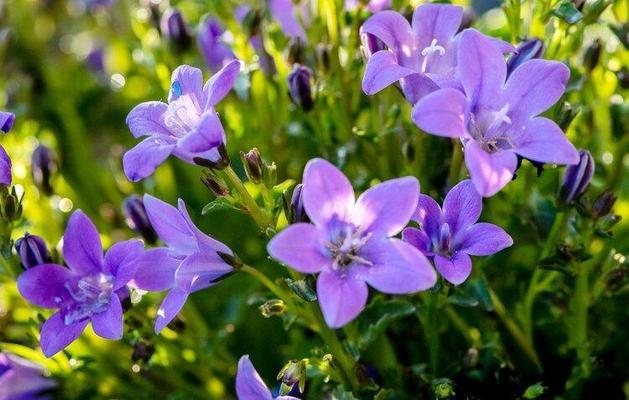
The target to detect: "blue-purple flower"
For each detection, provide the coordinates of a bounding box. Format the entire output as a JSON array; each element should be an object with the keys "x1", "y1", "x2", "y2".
[
  {"x1": 0, "y1": 352, "x2": 56, "y2": 400},
  {"x1": 403, "y1": 180, "x2": 512, "y2": 285},
  {"x1": 17, "y1": 211, "x2": 144, "y2": 357},
  {"x1": 268, "y1": 158, "x2": 436, "y2": 328},
  {"x1": 15, "y1": 233, "x2": 52, "y2": 270},
  {"x1": 412, "y1": 29, "x2": 580, "y2": 196},
  {"x1": 345, "y1": 0, "x2": 391, "y2": 13},
  {"x1": 197, "y1": 17, "x2": 235, "y2": 72},
  {"x1": 130, "y1": 195, "x2": 234, "y2": 333},
  {"x1": 269, "y1": 0, "x2": 309, "y2": 41},
  {"x1": 0, "y1": 111, "x2": 15, "y2": 186},
  {"x1": 236, "y1": 355, "x2": 299, "y2": 400},
  {"x1": 124, "y1": 60, "x2": 240, "y2": 181}
]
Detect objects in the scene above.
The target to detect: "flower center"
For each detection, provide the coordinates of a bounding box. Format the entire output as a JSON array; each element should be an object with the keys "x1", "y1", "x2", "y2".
[
  {"x1": 468, "y1": 104, "x2": 515, "y2": 153},
  {"x1": 420, "y1": 38, "x2": 446, "y2": 72},
  {"x1": 326, "y1": 223, "x2": 372, "y2": 271},
  {"x1": 59, "y1": 273, "x2": 114, "y2": 325},
  {"x1": 164, "y1": 96, "x2": 202, "y2": 137},
  {"x1": 436, "y1": 222, "x2": 452, "y2": 256}
]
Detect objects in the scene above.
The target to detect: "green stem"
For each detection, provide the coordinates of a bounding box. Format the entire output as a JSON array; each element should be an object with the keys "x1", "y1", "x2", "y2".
[
  {"x1": 222, "y1": 166, "x2": 271, "y2": 229},
  {"x1": 426, "y1": 293, "x2": 440, "y2": 375},
  {"x1": 448, "y1": 141, "x2": 464, "y2": 186}
]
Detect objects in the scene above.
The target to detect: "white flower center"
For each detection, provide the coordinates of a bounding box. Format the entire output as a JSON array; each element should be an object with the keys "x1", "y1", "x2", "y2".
[
  {"x1": 420, "y1": 38, "x2": 446, "y2": 72},
  {"x1": 164, "y1": 96, "x2": 202, "y2": 137},
  {"x1": 326, "y1": 224, "x2": 373, "y2": 271},
  {"x1": 61, "y1": 273, "x2": 114, "y2": 325}
]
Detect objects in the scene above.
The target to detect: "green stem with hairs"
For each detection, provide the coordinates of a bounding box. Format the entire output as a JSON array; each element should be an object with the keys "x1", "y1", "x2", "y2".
[{"x1": 221, "y1": 166, "x2": 271, "y2": 229}]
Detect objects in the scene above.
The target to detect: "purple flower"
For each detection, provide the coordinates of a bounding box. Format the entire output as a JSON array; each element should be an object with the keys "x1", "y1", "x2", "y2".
[
  {"x1": 197, "y1": 17, "x2": 235, "y2": 72},
  {"x1": 412, "y1": 29, "x2": 579, "y2": 196},
  {"x1": 403, "y1": 180, "x2": 512, "y2": 285},
  {"x1": 235, "y1": 6, "x2": 277, "y2": 76},
  {"x1": 0, "y1": 111, "x2": 14, "y2": 186},
  {"x1": 123, "y1": 60, "x2": 240, "y2": 181},
  {"x1": 130, "y1": 195, "x2": 234, "y2": 333},
  {"x1": 345, "y1": 0, "x2": 391, "y2": 13},
  {"x1": 0, "y1": 111, "x2": 15, "y2": 133},
  {"x1": 361, "y1": 5, "x2": 514, "y2": 103},
  {"x1": 0, "y1": 352, "x2": 56, "y2": 400},
  {"x1": 236, "y1": 355, "x2": 299, "y2": 400},
  {"x1": 268, "y1": 158, "x2": 436, "y2": 328},
  {"x1": 269, "y1": 0, "x2": 309, "y2": 41},
  {"x1": 15, "y1": 233, "x2": 52, "y2": 270},
  {"x1": 17, "y1": 211, "x2": 144, "y2": 357}
]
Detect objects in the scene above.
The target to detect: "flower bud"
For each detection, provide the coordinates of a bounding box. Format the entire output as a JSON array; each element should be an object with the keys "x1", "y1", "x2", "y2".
[
  {"x1": 277, "y1": 359, "x2": 306, "y2": 395},
  {"x1": 122, "y1": 195, "x2": 158, "y2": 244},
  {"x1": 31, "y1": 145, "x2": 58, "y2": 196},
  {"x1": 193, "y1": 143, "x2": 230, "y2": 170},
  {"x1": 140, "y1": 0, "x2": 162, "y2": 29},
  {"x1": 558, "y1": 150, "x2": 594, "y2": 206},
  {"x1": 0, "y1": 111, "x2": 15, "y2": 133},
  {"x1": 217, "y1": 251, "x2": 243, "y2": 269},
  {"x1": 592, "y1": 191, "x2": 616, "y2": 219},
  {"x1": 506, "y1": 38, "x2": 545, "y2": 76},
  {"x1": 1, "y1": 186, "x2": 22, "y2": 222},
  {"x1": 583, "y1": 39, "x2": 602, "y2": 72},
  {"x1": 160, "y1": 8, "x2": 191, "y2": 51},
  {"x1": 360, "y1": 32, "x2": 387, "y2": 60},
  {"x1": 241, "y1": 148, "x2": 263, "y2": 184},
  {"x1": 85, "y1": 47, "x2": 105, "y2": 74},
  {"x1": 287, "y1": 64, "x2": 314, "y2": 111},
  {"x1": 15, "y1": 233, "x2": 52, "y2": 269},
  {"x1": 258, "y1": 299, "x2": 286, "y2": 318},
  {"x1": 287, "y1": 37, "x2": 305, "y2": 65},
  {"x1": 201, "y1": 171, "x2": 229, "y2": 197},
  {"x1": 558, "y1": 102, "x2": 580, "y2": 131},
  {"x1": 132, "y1": 339, "x2": 155, "y2": 363},
  {"x1": 290, "y1": 184, "x2": 309, "y2": 223},
  {"x1": 316, "y1": 43, "x2": 331, "y2": 72}
]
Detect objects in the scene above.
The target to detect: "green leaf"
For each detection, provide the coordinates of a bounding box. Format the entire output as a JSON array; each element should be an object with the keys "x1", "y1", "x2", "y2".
[
  {"x1": 447, "y1": 292, "x2": 480, "y2": 308},
  {"x1": 354, "y1": 297, "x2": 416, "y2": 350},
  {"x1": 201, "y1": 198, "x2": 243, "y2": 215},
  {"x1": 272, "y1": 178, "x2": 295, "y2": 195},
  {"x1": 285, "y1": 278, "x2": 318, "y2": 302},
  {"x1": 467, "y1": 279, "x2": 493, "y2": 312},
  {"x1": 331, "y1": 387, "x2": 358, "y2": 400},
  {"x1": 552, "y1": 2, "x2": 583, "y2": 24},
  {"x1": 522, "y1": 382, "x2": 546, "y2": 399}
]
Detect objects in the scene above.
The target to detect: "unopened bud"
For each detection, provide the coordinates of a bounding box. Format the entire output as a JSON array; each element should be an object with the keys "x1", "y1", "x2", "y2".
[
  {"x1": 277, "y1": 359, "x2": 306, "y2": 395},
  {"x1": 558, "y1": 150, "x2": 594, "y2": 206},
  {"x1": 287, "y1": 64, "x2": 314, "y2": 111},
  {"x1": 1, "y1": 186, "x2": 22, "y2": 222},
  {"x1": 201, "y1": 171, "x2": 229, "y2": 197},
  {"x1": 507, "y1": 38, "x2": 545, "y2": 76},
  {"x1": 258, "y1": 299, "x2": 286, "y2": 318},
  {"x1": 31, "y1": 145, "x2": 58, "y2": 196},
  {"x1": 558, "y1": 102, "x2": 580, "y2": 131},
  {"x1": 290, "y1": 184, "x2": 309, "y2": 223},
  {"x1": 241, "y1": 148, "x2": 263, "y2": 184},
  {"x1": 583, "y1": 39, "x2": 602, "y2": 72},
  {"x1": 15, "y1": 233, "x2": 51, "y2": 269},
  {"x1": 592, "y1": 191, "x2": 616, "y2": 219},
  {"x1": 122, "y1": 195, "x2": 158, "y2": 244},
  {"x1": 287, "y1": 37, "x2": 305, "y2": 65},
  {"x1": 316, "y1": 43, "x2": 331, "y2": 72},
  {"x1": 161, "y1": 8, "x2": 191, "y2": 52},
  {"x1": 0, "y1": 111, "x2": 15, "y2": 133}
]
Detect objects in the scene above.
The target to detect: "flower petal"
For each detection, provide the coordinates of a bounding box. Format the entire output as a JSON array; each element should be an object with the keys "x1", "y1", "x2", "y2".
[
  {"x1": 317, "y1": 270, "x2": 368, "y2": 328},
  {"x1": 412, "y1": 4, "x2": 463, "y2": 49},
  {"x1": 155, "y1": 288, "x2": 189, "y2": 333},
  {"x1": 168, "y1": 65, "x2": 205, "y2": 106},
  {"x1": 362, "y1": 50, "x2": 417, "y2": 95},
  {"x1": 269, "y1": 0, "x2": 307, "y2": 40},
  {"x1": 63, "y1": 210, "x2": 103, "y2": 274},
  {"x1": 103, "y1": 239, "x2": 144, "y2": 290},
  {"x1": 353, "y1": 177, "x2": 419, "y2": 236},
  {"x1": 443, "y1": 179, "x2": 482, "y2": 234},
  {"x1": 175, "y1": 252, "x2": 233, "y2": 293},
  {"x1": 174, "y1": 111, "x2": 225, "y2": 163},
  {"x1": 302, "y1": 158, "x2": 355, "y2": 227},
  {"x1": 464, "y1": 140, "x2": 517, "y2": 197},
  {"x1": 40, "y1": 312, "x2": 87, "y2": 358},
  {"x1": 513, "y1": 117, "x2": 579, "y2": 165},
  {"x1": 91, "y1": 294, "x2": 123, "y2": 340},
  {"x1": 434, "y1": 252, "x2": 472, "y2": 285},
  {"x1": 504, "y1": 59, "x2": 570, "y2": 120},
  {"x1": 412, "y1": 88, "x2": 468, "y2": 138},
  {"x1": 360, "y1": 238, "x2": 437, "y2": 293},
  {"x1": 123, "y1": 136, "x2": 176, "y2": 182},
  {"x1": 203, "y1": 59, "x2": 241, "y2": 108},
  {"x1": 17, "y1": 264, "x2": 74, "y2": 308},
  {"x1": 235, "y1": 355, "x2": 273, "y2": 400},
  {"x1": 0, "y1": 145, "x2": 11, "y2": 185},
  {"x1": 143, "y1": 194, "x2": 196, "y2": 254},
  {"x1": 125, "y1": 101, "x2": 170, "y2": 138},
  {"x1": 130, "y1": 248, "x2": 181, "y2": 291},
  {"x1": 361, "y1": 10, "x2": 413, "y2": 62},
  {"x1": 455, "y1": 222, "x2": 513, "y2": 256},
  {"x1": 0, "y1": 111, "x2": 15, "y2": 133},
  {"x1": 402, "y1": 227, "x2": 434, "y2": 256},
  {"x1": 267, "y1": 223, "x2": 329, "y2": 273},
  {"x1": 458, "y1": 29, "x2": 505, "y2": 108},
  {"x1": 177, "y1": 199, "x2": 233, "y2": 254},
  {"x1": 413, "y1": 194, "x2": 442, "y2": 237}
]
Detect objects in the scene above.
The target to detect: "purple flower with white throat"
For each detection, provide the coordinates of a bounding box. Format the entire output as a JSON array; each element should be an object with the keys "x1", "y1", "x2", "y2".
[
  {"x1": 236, "y1": 355, "x2": 299, "y2": 400},
  {"x1": 412, "y1": 29, "x2": 579, "y2": 196},
  {"x1": 197, "y1": 17, "x2": 235, "y2": 72},
  {"x1": 17, "y1": 211, "x2": 144, "y2": 357},
  {"x1": 403, "y1": 180, "x2": 512, "y2": 285},
  {"x1": 267, "y1": 158, "x2": 436, "y2": 328},
  {"x1": 124, "y1": 60, "x2": 240, "y2": 181},
  {"x1": 0, "y1": 352, "x2": 56, "y2": 400},
  {"x1": 130, "y1": 195, "x2": 234, "y2": 333},
  {"x1": 361, "y1": 5, "x2": 514, "y2": 104}
]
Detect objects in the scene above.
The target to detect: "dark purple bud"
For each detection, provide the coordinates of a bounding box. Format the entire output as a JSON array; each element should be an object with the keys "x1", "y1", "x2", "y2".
[
  {"x1": 217, "y1": 251, "x2": 243, "y2": 269},
  {"x1": 617, "y1": 68, "x2": 629, "y2": 90},
  {"x1": 277, "y1": 359, "x2": 306, "y2": 395},
  {"x1": 140, "y1": 0, "x2": 162, "y2": 29},
  {"x1": 558, "y1": 102, "x2": 580, "y2": 131},
  {"x1": 85, "y1": 47, "x2": 105, "y2": 73},
  {"x1": 583, "y1": 39, "x2": 602, "y2": 72},
  {"x1": 458, "y1": 9, "x2": 477, "y2": 31},
  {"x1": 132, "y1": 339, "x2": 155, "y2": 363},
  {"x1": 31, "y1": 145, "x2": 58, "y2": 196},
  {"x1": 15, "y1": 233, "x2": 52, "y2": 269},
  {"x1": 193, "y1": 143, "x2": 230, "y2": 170},
  {"x1": 200, "y1": 171, "x2": 229, "y2": 197},
  {"x1": 161, "y1": 8, "x2": 191, "y2": 51},
  {"x1": 1, "y1": 186, "x2": 23, "y2": 222},
  {"x1": 592, "y1": 191, "x2": 616, "y2": 219},
  {"x1": 507, "y1": 38, "x2": 545, "y2": 76},
  {"x1": 241, "y1": 148, "x2": 263, "y2": 184},
  {"x1": 360, "y1": 32, "x2": 387, "y2": 60},
  {"x1": 122, "y1": 195, "x2": 158, "y2": 244},
  {"x1": 316, "y1": 43, "x2": 331, "y2": 72},
  {"x1": 287, "y1": 64, "x2": 314, "y2": 111},
  {"x1": 0, "y1": 111, "x2": 15, "y2": 133},
  {"x1": 290, "y1": 184, "x2": 309, "y2": 224},
  {"x1": 287, "y1": 37, "x2": 305, "y2": 65},
  {"x1": 558, "y1": 150, "x2": 595, "y2": 206}
]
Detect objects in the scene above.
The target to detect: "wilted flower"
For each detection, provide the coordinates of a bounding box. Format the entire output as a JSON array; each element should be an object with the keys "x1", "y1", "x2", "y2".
[
  {"x1": 197, "y1": 17, "x2": 235, "y2": 72},
  {"x1": 17, "y1": 211, "x2": 144, "y2": 357},
  {"x1": 236, "y1": 355, "x2": 300, "y2": 400},
  {"x1": 124, "y1": 60, "x2": 240, "y2": 181},
  {"x1": 130, "y1": 195, "x2": 234, "y2": 333},
  {"x1": 412, "y1": 29, "x2": 579, "y2": 196},
  {"x1": 0, "y1": 352, "x2": 56, "y2": 399},
  {"x1": 361, "y1": 5, "x2": 514, "y2": 103},
  {"x1": 31, "y1": 145, "x2": 58, "y2": 196},
  {"x1": 287, "y1": 64, "x2": 314, "y2": 111},
  {"x1": 15, "y1": 233, "x2": 52, "y2": 269},
  {"x1": 268, "y1": 158, "x2": 436, "y2": 327},
  {"x1": 122, "y1": 195, "x2": 158, "y2": 244},
  {"x1": 507, "y1": 38, "x2": 545, "y2": 76},
  {"x1": 161, "y1": 8, "x2": 191, "y2": 51},
  {"x1": 403, "y1": 180, "x2": 512, "y2": 285},
  {"x1": 558, "y1": 150, "x2": 595, "y2": 206}
]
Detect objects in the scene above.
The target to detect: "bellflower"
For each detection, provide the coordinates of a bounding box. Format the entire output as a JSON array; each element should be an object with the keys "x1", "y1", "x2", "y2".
[
  {"x1": 0, "y1": 352, "x2": 56, "y2": 400},
  {"x1": 0, "y1": 111, "x2": 14, "y2": 186},
  {"x1": 17, "y1": 211, "x2": 144, "y2": 357},
  {"x1": 130, "y1": 195, "x2": 234, "y2": 333},
  {"x1": 269, "y1": 0, "x2": 309, "y2": 41},
  {"x1": 268, "y1": 158, "x2": 436, "y2": 328},
  {"x1": 236, "y1": 355, "x2": 299, "y2": 400},
  {"x1": 361, "y1": 5, "x2": 514, "y2": 103},
  {"x1": 197, "y1": 17, "x2": 235, "y2": 72},
  {"x1": 235, "y1": 6, "x2": 277, "y2": 76},
  {"x1": 412, "y1": 29, "x2": 579, "y2": 196},
  {"x1": 403, "y1": 180, "x2": 512, "y2": 285},
  {"x1": 124, "y1": 60, "x2": 240, "y2": 181}
]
